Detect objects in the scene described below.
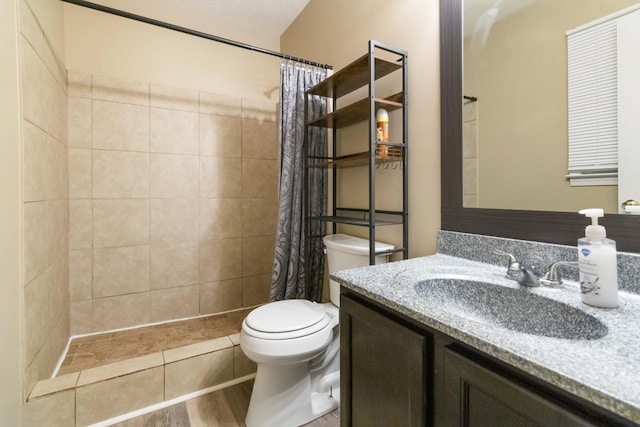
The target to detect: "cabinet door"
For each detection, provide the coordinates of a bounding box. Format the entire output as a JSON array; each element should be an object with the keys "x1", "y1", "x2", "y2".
[
  {"x1": 341, "y1": 294, "x2": 428, "y2": 427},
  {"x1": 444, "y1": 347, "x2": 595, "y2": 427}
]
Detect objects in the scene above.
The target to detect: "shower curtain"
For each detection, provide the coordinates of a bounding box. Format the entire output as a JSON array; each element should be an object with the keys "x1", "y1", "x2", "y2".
[{"x1": 270, "y1": 61, "x2": 328, "y2": 302}]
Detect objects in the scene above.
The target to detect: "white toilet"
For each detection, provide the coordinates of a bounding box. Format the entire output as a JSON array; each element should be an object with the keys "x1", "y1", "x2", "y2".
[{"x1": 240, "y1": 233, "x2": 394, "y2": 427}]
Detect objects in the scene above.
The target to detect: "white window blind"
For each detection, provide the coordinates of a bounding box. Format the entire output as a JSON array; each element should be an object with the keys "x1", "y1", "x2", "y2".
[{"x1": 567, "y1": 20, "x2": 618, "y2": 186}]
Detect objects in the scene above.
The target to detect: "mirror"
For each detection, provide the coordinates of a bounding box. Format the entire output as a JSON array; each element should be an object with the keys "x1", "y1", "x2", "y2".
[
  {"x1": 440, "y1": 0, "x2": 640, "y2": 253},
  {"x1": 462, "y1": 0, "x2": 639, "y2": 213}
]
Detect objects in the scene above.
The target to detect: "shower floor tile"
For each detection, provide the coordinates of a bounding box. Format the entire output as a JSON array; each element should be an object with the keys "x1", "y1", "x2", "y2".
[{"x1": 58, "y1": 308, "x2": 253, "y2": 376}]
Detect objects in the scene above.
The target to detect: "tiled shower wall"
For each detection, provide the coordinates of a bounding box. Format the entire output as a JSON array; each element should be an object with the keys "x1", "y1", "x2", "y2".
[
  {"x1": 67, "y1": 72, "x2": 278, "y2": 334},
  {"x1": 463, "y1": 99, "x2": 478, "y2": 207},
  {"x1": 19, "y1": 0, "x2": 70, "y2": 398}
]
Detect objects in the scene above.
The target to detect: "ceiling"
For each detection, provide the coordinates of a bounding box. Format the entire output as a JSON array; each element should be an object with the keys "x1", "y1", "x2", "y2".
[{"x1": 150, "y1": 0, "x2": 312, "y2": 41}]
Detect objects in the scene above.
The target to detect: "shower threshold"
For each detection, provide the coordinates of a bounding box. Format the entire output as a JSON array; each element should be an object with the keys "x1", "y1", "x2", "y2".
[{"x1": 58, "y1": 307, "x2": 254, "y2": 376}]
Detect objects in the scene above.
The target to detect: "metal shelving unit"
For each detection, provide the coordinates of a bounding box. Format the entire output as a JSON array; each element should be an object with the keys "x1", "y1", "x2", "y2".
[{"x1": 304, "y1": 40, "x2": 409, "y2": 266}]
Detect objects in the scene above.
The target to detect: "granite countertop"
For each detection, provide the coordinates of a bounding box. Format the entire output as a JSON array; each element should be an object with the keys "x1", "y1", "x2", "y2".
[{"x1": 332, "y1": 254, "x2": 640, "y2": 424}]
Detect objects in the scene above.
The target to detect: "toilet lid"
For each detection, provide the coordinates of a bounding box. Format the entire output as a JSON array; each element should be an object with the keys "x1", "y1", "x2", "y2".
[{"x1": 245, "y1": 300, "x2": 327, "y2": 334}]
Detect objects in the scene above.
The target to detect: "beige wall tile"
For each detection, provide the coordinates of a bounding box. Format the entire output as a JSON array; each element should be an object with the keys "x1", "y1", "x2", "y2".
[
  {"x1": 23, "y1": 334, "x2": 54, "y2": 401},
  {"x1": 93, "y1": 150, "x2": 149, "y2": 199},
  {"x1": 463, "y1": 158, "x2": 477, "y2": 196},
  {"x1": 93, "y1": 292, "x2": 150, "y2": 331},
  {"x1": 48, "y1": 259, "x2": 69, "y2": 327},
  {"x1": 47, "y1": 199, "x2": 67, "y2": 259},
  {"x1": 24, "y1": 267, "x2": 51, "y2": 367},
  {"x1": 30, "y1": 373, "x2": 79, "y2": 399},
  {"x1": 241, "y1": 159, "x2": 278, "y2": 198},
  {"x1": 67, "y1": 69, "x2": 91, "y2": 98},
  {"x1": 199, "y1": 92, "x2": 241, "y2": 117},
  {"x1": 19, "y1": 37, "x2": 60, "y2": 139},
  {"x1": 241, "y1": 99, "x2": 277, "y2": 122},
  {"x1": 76, "y1": 367, "x2": 163, "y2": 426},
  {"x1": 18, "y1": 0, "x2": 44, "y2": 59},
  {"x1": 20, "y1": 35, "x2": 67, "y2": 142},
  {"x1": 228, "y1": 333, "x2": 240, "y2": 346},
  {"x1": 199, "y1": 279, "x2": 242, "y2": 315},
  {"x1": 24, "y1": 201, "x2": 48, "y2": 283},
  {"x1": 92, "y1": 100, "x2": 149, "y2": 152},
  {"x1": 151, "y1": 84, "x2": 199, "y2": 112},
  {"x1": 150, "y1": 153, "x2": 199, "y2": 198},
  {"x1": 150, "y1": 108, "x2": 199, "y2": 155},
  {"x1": 68, "y1": 96, "x2": 91, "y2": 148},
  {"x1": 243, "y1": 274, "x2": 271, "y2": 307},
  {"x1": 199, "y1": 114, "x2": 241, "y2": 157},
  {"x1": 69, "y1": 199, "x2": 92, "y2": 250},
  {"x1": 242, "y1": 118, "x2": 277, "y2": 160},
  {"x1": 41, "y1": 38, "x2": 66, "y2": 90},
  {"x1": 68, "y1": 148, "x2": 92, "y2": 199},
  {"x1": 242, "y1": 197, "x2": 277, "y2": 237},
  {"x1": 234, "y1": 346, "x2": 257, "y2": 378},
  {"x1": 77, "y1": 353, "x2": 164, "y2": 387},
  {"x1": 92, "y1": 74, "x2": 149, "y2": 106},
  {"x1": 93, "y1": 199, "x2": 149, "y2": 248},
  {"x1": 463, "y1": 120, "x2": 477, "y2": 159},
  {"x1": 93, "y1": 245, "x2": 150, "y2": 298},
  {"x1": 463, "y1": 194, "x2": 478, "y2": 208},
  {"x1": 49, "y1": 138, "x2": 67, "y2": 200},
  {"x1": 150, "y1": 198, "x2": 198, "y2": 244},
  {"x1": 150, "y1": 285, "x2": 199, "y2": 322},
  {"x1": 242, "y1": 235, "x2": 276, "y2": 276},
  {"x1": 200, "y1": 198, "x2": 241, "y2": 241},
  {"x1": 165, "y1": 348, "x2": 234, "y2": 400},
  {"x1": 50, "y1": 312, "x2": 71, "y2": 369},
  {"x1": 199, "y1": 238, "x2": 242, "y2": 283},
  {"x1": 200, "y1": 157, "x2": 241, "y2": 198},
  {"x1": 22, "y1": 120, "x2": 50, "y2": 202},
  {"x1": 150, "y1": 241, "x2": 199, "y2": 289},
  {"x1": 69, "y1": 249, "x2": 91, "y2": 301},
  {"x1": 463, "y1": 100, "x2": 477, "y2": 122},
  {"x1": 70, "y1": 300, "x2": 92, "y2": 335},
  {"x1": 24, "y1": 389, "x2": 75, "y2": 427},
  {"x1": 164, "y1": 337, "x2": 233, "y2": 364}
]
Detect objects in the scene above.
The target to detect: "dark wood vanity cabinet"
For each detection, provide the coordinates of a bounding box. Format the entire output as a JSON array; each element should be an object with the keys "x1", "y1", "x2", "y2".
[
  {"x1": 443, "y1": 347, "x2": 594, "y2": 427},
  {"x1": 340, "y1": 293, "x2": 429, "y2": 426},
  {"x1": 340, "y1": 291, "x2": 633, "y2": 427}
]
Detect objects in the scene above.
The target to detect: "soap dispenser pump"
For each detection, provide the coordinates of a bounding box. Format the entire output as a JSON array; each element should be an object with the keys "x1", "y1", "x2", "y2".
[{"x1": 578, "y1": 208, "x2": 618, "y2": 308}]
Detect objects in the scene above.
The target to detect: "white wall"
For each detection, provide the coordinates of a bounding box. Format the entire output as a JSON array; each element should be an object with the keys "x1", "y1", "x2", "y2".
[{"x1": 0, "y1": 0, "x2": 24, "y2": 423}]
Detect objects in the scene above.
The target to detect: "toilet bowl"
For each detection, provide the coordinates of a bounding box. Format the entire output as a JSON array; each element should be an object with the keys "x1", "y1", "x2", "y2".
[{"x1": 240, "y1": 234, "x2": 394, "y2": 427}]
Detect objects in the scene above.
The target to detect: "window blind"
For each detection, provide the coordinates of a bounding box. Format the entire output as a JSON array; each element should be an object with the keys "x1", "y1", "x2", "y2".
[{"x1": 567, "y1": 20, "x2": 618, "y2": 186}]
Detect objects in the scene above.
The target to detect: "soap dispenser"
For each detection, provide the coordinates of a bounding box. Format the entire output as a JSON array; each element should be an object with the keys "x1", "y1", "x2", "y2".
[{"x1": 578, "y1": 208, "x2": 618, "y2": 308}]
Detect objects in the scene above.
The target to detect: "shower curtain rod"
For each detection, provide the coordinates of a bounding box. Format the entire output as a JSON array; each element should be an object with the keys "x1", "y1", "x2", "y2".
[{"x1": 60, "y1": 0, "x2": 333, "y2": 70}]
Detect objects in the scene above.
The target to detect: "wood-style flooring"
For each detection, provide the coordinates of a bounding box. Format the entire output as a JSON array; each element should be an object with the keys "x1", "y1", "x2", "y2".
[{"x1": 111, "y1": 380, "x2": 340, "y2": 427}]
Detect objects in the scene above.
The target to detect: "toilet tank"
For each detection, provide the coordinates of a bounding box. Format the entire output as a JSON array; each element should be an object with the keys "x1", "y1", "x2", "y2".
[{"x1": 323, "y1": 234, "x2": 395, "y2": 307}]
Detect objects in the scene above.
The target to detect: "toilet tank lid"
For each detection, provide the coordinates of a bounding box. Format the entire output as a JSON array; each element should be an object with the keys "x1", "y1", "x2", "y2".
[{"x1": 322, "y1": 234, "x2": 394, "y2": 256}]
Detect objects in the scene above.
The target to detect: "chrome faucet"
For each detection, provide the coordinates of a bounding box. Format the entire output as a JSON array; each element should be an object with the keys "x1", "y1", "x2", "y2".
[
  {"x1": 539, "y1": 261, "x2": 579, "y2": 287},
  {"x1": 494, "y1": 249, "x2": 578, "y2": 288},
  {"x1": 493, "y1": 249, "x2": 521, "y2": 281},
  {"x1": 493, "y1": 249, "x2": 538, "y2": 286}
]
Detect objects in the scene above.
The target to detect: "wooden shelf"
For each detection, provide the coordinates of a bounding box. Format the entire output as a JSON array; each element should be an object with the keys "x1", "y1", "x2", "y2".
[
  {"x1": 307, "y1": 55, "x2": 402, "y2": 99},
  {"x1": 311, "y1": 215, "x2": 404, "y2": 227},
  {"x1": 307, "y1": 93, "x2": 403, "y2": 129},
  {"x1": 309, "y1": 147, "x2": 403, "y2": 169}
]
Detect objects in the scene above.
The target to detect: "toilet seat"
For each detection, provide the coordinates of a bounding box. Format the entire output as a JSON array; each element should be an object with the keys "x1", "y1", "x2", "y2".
[{"x1": 243, "y1": 300, "x2": 331, "y2": 340}]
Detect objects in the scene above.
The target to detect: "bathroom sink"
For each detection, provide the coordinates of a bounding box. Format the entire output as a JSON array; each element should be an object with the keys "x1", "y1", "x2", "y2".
[{"x1": 414, "y1": 277, "x2": 608, "y2": 340}]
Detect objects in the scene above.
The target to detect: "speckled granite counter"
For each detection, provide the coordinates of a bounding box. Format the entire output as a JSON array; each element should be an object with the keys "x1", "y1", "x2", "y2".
[{"x1": 332, "y1": 232, "x2": 640, "y2": 424}]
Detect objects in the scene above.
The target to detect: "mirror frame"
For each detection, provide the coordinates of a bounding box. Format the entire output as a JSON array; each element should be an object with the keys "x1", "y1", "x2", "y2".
[{"x1": 439, "y1": 0, "x2": 640, "y2": 253}]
